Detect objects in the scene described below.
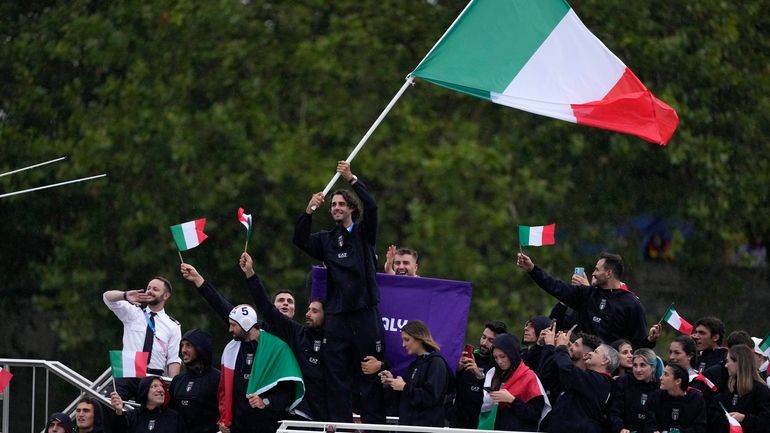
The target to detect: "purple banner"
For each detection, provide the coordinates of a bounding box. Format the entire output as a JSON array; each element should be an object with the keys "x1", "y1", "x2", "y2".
[{"x1": 311, "y1": 266, "x2": 472, "y2": 376}]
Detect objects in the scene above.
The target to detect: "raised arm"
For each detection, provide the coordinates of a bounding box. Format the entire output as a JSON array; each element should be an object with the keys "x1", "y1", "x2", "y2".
[
  {"x1": 239, "y1": 252, "x2": 303, "y2": 342},
  {"x1": 517, "y1": 252, "x2": 586, "y2": 310},
  {"x1": 293, "y1": 192, "x2": 325, "y2": 260}
]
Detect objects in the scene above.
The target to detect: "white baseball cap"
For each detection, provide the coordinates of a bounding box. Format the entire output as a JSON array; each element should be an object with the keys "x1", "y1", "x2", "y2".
[{"x1": 751, "y1": 337, "x2": 767, "y2": 358}]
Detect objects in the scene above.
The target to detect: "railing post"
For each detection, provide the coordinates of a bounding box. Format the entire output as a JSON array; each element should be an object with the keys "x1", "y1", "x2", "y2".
[
  {"x1": 1, "y1": 364, "x2": 9, "y2": 433},
  {"x1": 31, "y1": 367, "x2": 35, "y2": 433}
]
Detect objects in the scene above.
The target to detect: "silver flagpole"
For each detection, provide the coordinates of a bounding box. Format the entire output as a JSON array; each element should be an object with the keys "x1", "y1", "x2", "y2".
[
  {"x1": 0, "y1": 156, "x2": 67, "y2": 178},
  {"x1": 0, "y1": 174, "x2": 107, "y2": 199}
]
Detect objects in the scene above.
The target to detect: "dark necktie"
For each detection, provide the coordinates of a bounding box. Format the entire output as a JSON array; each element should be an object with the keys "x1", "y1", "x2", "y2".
[{"x1": 143, "y1": 312, "x2": 157, "y2": 365}]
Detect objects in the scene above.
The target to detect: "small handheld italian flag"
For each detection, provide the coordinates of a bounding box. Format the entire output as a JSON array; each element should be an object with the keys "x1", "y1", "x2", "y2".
[
  {"x1": 662, "y1": 303, "x2": 693, "y2": 335},
  {"x1": 690, "y1": 371, "x2": 717, "y2": 392},
  {"x1": 0, "y1": 366, "x2": 13, "y2": 393},
  {"x1": 720, "y1": 402, "x2": 743, "y2": 433},
  {"x1": 237, "y1": 208, "x2": 253, "y2": 252},
  {"x1": 109, "y1": 350, "x2": 149, "y2": 378},
  {"x1": 759, "y1": 331, "x2": 770, "y2": 357},
  {"x1": 519, "y1": 224, "x2": 556, "y2": 247},
  {"x1": 170, "y1": 218, "x2": 208, "y2": 262}
]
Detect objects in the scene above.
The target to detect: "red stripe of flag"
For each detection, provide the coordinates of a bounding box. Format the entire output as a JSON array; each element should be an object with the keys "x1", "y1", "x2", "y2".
[
  {"x1": 135, "y1": 352, "x2": 149, "y2": 378},
  {"x1": 541, "y1": 224, "x2": 556, "y2": 245},
  {"x1": 0, "y1": 368, "x2": 13, "y2": 393},
  {"x1": 194, "y1": 218, "x2": 208, "y2": 244}
]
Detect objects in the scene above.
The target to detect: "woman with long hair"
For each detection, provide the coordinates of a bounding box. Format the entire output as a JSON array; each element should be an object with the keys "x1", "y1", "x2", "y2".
[
  {"x1": 477, "y1": 333, "x2": 550, "y2": 431},
  {"x1": 379, "y1": 320, "x2": 451, "y2": 427},
  {"x1": 611, "y1": 339, "x2": 634, "y2": 377},
  {"x1": 609, "y1": 348, "x2": 661, "y2": 433},
  {"x1": 708, "y1": 344, "x2": 770, "y2": 433},
  {"x1": 643, "y1": 363, "x2": 706, "y2": 433}
]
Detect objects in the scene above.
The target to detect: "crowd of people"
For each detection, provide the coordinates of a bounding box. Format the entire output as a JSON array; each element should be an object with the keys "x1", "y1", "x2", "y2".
[{"x1": 45, "y1": 162, "x2": 770, "y2": 433}]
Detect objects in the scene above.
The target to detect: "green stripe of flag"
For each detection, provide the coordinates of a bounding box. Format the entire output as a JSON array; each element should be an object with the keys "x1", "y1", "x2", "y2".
[
  {"x1": 109, "y1": 350, "x2": 125, "y2": 377},
  {"x1": 760, "y1": 331, "x2": 770, "y2": 353},
  {"x1": 412, "y1": 0, "x2": 570, "y2": 95},
  {"x1": 519, "y1": 226, "x2": 532, "y2": 245}
]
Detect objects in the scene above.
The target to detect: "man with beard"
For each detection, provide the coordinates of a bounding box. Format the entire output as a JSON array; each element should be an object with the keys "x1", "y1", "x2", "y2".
[
  {"x1": 181, "y1": 263, "x2": 302, "y2": 433},
  {"x1": 103, "y1": 277, "x2": 182, "y2": 400},
  {"x1": 74, "y1": 397, "x2": 106, "y2": 433},
  {"x1": 541, "y1": 328, "x2": 617, "y2": 433},
  {"x1": 294, "y1": 161, "x2": 385, "y2": 423},
  {"x1": 239, "y1": 252, "x2": 327, "y2": 421},
  {"x1": 447, "y1": 320, "x2": 508, "y2": 428},
  {"x1": 109, "y1": 376, "x2": 183, "y2": 433},
  {"x1": 169, "y1": 329, "x2": 220, "y2": 433},
  {"x1": 383, "y1": 246, "x2": 420, "y2": 276},
  {"x1": 517, "y1": 252, "x2": 648, "y2": 349},
  {"x1": 537, "y1": 326, "x2": 603, "y2": 423}
]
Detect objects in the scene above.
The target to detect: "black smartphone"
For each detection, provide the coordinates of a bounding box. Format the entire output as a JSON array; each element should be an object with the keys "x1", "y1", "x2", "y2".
[{"x1": 483, "y1": 386, "x2": 493, "y2": 392}]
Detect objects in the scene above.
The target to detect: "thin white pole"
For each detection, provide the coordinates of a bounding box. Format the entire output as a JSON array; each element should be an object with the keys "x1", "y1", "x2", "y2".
[
  {"x1": 319, "y1": 76, "x2": 415, "y2": 197},
  {"x1": 0, "y1": 174, "x2": 107, "y2": 199},
  {"x1": 0, "y1": 156, "x2": 66, "y2": 178}
]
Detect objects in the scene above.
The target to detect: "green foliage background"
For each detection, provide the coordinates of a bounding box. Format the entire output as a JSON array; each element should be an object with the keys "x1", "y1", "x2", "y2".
[{"x1": 1, "y1": 0, "x2": 768, "y2": 377}]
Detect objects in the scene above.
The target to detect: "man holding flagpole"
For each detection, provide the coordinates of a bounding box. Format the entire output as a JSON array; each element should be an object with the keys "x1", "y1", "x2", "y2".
[
  {"x1": 294, "y1": 161, "x2": 386, "y2": 423},
  {"x1": 103, "y1": 277, "x2": 181, "y2": 400},
  {"x1": 517, "y1": 252, "x2": 648, "y2": 349}
]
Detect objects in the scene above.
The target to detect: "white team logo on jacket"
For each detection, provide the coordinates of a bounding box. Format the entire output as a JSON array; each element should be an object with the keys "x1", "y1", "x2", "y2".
[
  {"x1": 186, "y1": 381, "x2": 194, "y2": 392},
  {"x1": 599, "y1": 299, "x2": 607, "y2": 310},
  {"x1": 148, "y1": 420, "x2": 156, "y2": 431},
  {"x1": 671, "y1": 408, "x2": 680, "y2": 420},
  {"x1": 313, "y1": 340, "x2": 322, "y2": 352}
]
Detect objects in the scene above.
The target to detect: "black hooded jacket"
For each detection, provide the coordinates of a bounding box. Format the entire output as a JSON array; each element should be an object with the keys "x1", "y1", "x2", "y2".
[
  {"x1": 397, "y1": 351, "x2": 453, "y2": 427},
  {"x1": 545, "y1": 345, "x2": 612, "y2": 433},
  {"x1": 195, "y1": 279, "x2": 296, "y2": 433},
  {"x1": 609, "y1": 373, "x2": 660, "y2": 433},
  {"x1": 47, "y1": 412, "x2": 74, "y2": 433},
  {"x1": 643, "y1": 389, "x2": 706, "y2": 433},
  {"x1": 169, "y1": 329, "x2": 220, "y2": 433},
  {"x1": 76, "y1": 400, "x2": 107, "y2": 433},
  {"x1": 293, "y1": 179, "x2": 380, "y2": 314},
  {"x1": 246, "y1": 274, "x2": 325, "y2": 420},
  {"x1": 448, "y1": 348, "x2": 495, "y2": 428},
  {"x1": 489, "y1": 333, "x2": 546, "y2": 432},
  {"x1": 112, "y1": 377, "x2": 184, "y2": 433},
  {"x1": 529, "y1": 266, "x2": 648, "y2": 349},
  {"x1": 521, "y1": 316, "x2": 551, "y2": 370},
  {"x1": 708, "y1": 380, "x2": 770, "y2": 433}
]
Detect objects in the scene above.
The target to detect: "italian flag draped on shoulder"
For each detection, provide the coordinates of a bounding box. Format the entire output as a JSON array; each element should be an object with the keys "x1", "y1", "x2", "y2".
[
  {"x1": 412, "y1": 0, "x2": 678, "y2": 145},
  {"x1": 246, "y1": 330, "x2": 305, "y2": 407},
  {"x1": 218, "y1": 330, "x2": 305, "y2": 427}
]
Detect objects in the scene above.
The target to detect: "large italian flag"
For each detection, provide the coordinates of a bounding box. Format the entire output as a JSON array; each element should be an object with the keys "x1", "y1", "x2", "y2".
[{"x1": 411, "y1": 0, "x2": 678, "y2": 145}]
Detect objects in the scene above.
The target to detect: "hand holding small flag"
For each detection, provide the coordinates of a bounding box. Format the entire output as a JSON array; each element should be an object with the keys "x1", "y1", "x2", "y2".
[
  {"x1": 170, "y1": 218, "x2": 208, "y2": 263},
  {"x1": 519, "y1": 224, "x2": 556, "y2": 247},
  {"x1": 661, "y1": 303, "x2": 694, "y2": 335}
]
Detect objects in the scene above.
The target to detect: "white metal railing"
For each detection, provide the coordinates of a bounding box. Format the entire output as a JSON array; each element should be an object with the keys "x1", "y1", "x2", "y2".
[
  {"x1": 277, "y1": 419, "x2": 525, "y2": 433},
  {"x1": 0, "y1": 358, "x2": 148, "y2": 433}
]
